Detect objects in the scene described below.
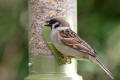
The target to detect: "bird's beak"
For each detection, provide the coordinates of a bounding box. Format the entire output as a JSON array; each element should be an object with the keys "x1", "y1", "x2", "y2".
[{"x1": 44, "y1": 21, "x2": 51, "y2": 26}]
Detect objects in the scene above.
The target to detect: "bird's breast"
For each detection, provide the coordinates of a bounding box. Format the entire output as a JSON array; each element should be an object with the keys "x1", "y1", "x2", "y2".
[{"x1": 50, "y1": 30, "x2": 86, "y2": 58}]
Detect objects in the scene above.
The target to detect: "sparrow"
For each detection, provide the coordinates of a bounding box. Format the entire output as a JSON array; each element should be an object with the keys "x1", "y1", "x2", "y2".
[{"x1": 45, "y1": 18, "x2": 114, "y2": 79}]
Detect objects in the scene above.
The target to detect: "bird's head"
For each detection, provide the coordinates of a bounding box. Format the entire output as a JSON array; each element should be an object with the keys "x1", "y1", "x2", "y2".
[{"x1": 45, "y1": 18, "x2": 70, "y2": 30}]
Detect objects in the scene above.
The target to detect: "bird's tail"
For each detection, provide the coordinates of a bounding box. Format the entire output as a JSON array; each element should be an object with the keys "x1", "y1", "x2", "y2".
[{"x1": 90, "y1": 57, "x2": 114, "y2": 80}]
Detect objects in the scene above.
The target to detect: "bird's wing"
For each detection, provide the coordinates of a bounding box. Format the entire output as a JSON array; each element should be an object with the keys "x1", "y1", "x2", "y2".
[{"x1": 58, "y1": 29, "x2": 96, "y2": 57}]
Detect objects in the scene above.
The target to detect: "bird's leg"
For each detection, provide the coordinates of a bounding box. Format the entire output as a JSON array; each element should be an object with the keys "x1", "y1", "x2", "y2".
[
  {"x1": 67, "y1": 56, "x2": 74, "y2": 64},
  {"x1": 59, "y1": 56, "x2": 74, "y2": 64},
  {"x1": 59, "y1": 55, "x2": 68, "y2": 64}
]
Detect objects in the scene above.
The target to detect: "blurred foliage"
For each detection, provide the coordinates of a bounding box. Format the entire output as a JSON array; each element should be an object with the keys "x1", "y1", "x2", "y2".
[
  {"x1": 77, "y1": 0, "x2": 120, "y2": 80},
  {"x1": 0, "y1": 0, "x2": 120, "y2": 80},
  {"x1": 0, "y1": 0, "x2": 28, "y2": 80}
]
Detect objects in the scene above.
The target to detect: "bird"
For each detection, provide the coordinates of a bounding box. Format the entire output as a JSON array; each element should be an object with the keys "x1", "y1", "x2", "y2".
[{"x1": 45, "y1": 18, "x2": 114, "y2": 79}]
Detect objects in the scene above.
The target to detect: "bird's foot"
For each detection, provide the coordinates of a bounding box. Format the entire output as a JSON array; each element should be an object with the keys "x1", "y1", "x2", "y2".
[
  {"x1": 59, "y1": 55, "x2": 67, "y2": 64},
  {"x1": 67, "y1": 56, "x2": 74, "y2": 64},
  {"x1": 59, "y1": 56, "x2": 74, "y2": 64}
]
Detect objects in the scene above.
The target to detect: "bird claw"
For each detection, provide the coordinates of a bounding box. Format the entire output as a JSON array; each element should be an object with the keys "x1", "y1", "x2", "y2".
[{"x1": 59, "y1": 55, "x2": 73, "y2": 64}]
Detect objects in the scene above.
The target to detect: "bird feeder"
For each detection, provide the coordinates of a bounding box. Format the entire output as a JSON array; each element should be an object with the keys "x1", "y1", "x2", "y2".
[{"x1": 25, "y1": 0, "x2": 82, "y2": 80}]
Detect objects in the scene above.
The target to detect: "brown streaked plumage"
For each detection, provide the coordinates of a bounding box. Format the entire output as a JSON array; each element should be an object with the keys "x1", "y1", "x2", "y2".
[
  {"x1": 59, "y1": 29, "x2": 96, "y2": 57},
  {"x1": 45, "y1": 18, "x2": 114, "y2": 80}
]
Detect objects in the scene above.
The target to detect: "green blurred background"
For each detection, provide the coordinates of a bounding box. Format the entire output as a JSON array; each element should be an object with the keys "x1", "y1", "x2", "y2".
[{"x1": 0, "y1": 0, "x2": 120, "y2": 80}]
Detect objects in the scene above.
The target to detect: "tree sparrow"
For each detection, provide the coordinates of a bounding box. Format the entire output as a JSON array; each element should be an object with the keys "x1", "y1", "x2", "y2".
[{"x1": 45, "y1": 18, "x2": 113, "y2": 79}]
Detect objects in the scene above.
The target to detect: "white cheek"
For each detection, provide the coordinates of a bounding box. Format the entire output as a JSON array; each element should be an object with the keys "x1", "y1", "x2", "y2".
[
  {"x1": 57, "y1": 27, "x2": 70, "y2": 31},
  {"x1": 52, "y1": 24, "x2": 55, "y2": 29},
  {"x1": 52, "y1": 22, "x2": 60, "y2": 29}
]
